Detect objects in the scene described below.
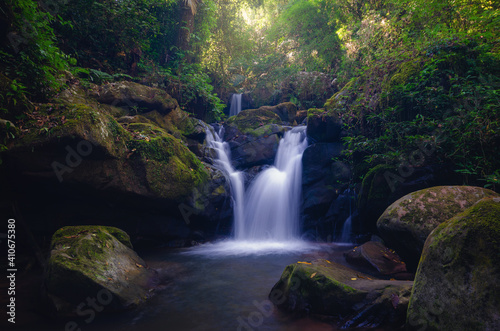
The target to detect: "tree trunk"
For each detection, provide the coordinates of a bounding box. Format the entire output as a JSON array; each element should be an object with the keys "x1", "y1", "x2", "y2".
[{"x1": 177, "y1": 4, "x2": 195, "y2": 63}]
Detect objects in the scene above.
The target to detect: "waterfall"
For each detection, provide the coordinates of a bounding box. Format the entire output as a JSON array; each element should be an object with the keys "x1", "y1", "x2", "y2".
[
  {"x1": 205, "y1": 126, "x2": 245, "y2": 233},
  {"x1": 238, "y1": 126, "x2": 308, "y2": 241},
  {"x1": 229, "y1": 94, "x2": 242, "y2": 117},
  {"x1": 340, "y1": 215, "x2": 352, "y2": 243}
]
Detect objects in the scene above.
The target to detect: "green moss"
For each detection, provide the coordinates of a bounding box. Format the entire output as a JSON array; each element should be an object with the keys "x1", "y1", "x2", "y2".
[
  {"x1": 409, "y1": 198, "x2": 500, "y2": 329},
  {"x1": 127, "y1": 122, "x2": 167, "y2": 137},
  {"x1": 226, "y1": 108, "x2": 281, "y2": 134},
  {"x1": 383, "y1": 59, "x2": 423, "y2": 93},
  {"x1": 51, "y1": 225, "x2": 132, "y2": 250},
  {"x1": 306, "y1": 108, "x2": 325, "y2": 120},
  {"x1": 250, "y1": 124, "x2": 277, "y2": 137},
  {"x1": 324, "y1": 77, "x2": 357, "y2": 112},
  {"x1": 362, "y1": 164, "x2": 394, "y2": 201}
]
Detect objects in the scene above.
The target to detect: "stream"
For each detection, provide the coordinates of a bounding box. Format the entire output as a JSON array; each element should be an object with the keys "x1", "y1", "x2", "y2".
[{"x1": 82, "y1": 241, "x2": 354, "y2": 331}]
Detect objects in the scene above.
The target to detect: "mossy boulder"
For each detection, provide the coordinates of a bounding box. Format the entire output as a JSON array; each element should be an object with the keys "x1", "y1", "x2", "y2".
[
  {"x1": 44, "y1": 225, "x2": 159, "y2": 315},
  {"x1": 407, "y1": 198, "x2": 500, "y2": 330},
  {"x1": 258, "y1": 102, "x2": 297, "y2": 123},
  {"x1": 377, "y1": 186, "x2": 499, "y2": 271},
  {"x1": 224, "y1": 108, "x2": 286, "y2": 169},
  {"x1": 270, "y1": 259, "x2": 412, "y2": 329},
  {"x1": 306, "y1": 108, "x2": 342, "y2": 143},
  {"x1": 225, "y1": 107, "x2": 282, "y2": 135},
  {"x1": 95, "y1": 81, "x2": 178, "y2": 114}
]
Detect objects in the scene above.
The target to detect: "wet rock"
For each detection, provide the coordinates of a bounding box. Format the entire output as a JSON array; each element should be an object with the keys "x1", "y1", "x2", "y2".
[
  {"x1": 44, "y1": 226, "x2": 159, "y2": 316},
  {"x1": 306, "y1": 108, "x2": 342, "y2": 143},
  {"x1": 270, "y1": 259, "x2": 412, "y2": 329},
  {"x1": 224, "y1": 108, "x2": 286, "y2": 168},
  {"x1": 358, "y1": 164, "x2": 456, "y2": 235},
  {"x1": 258, "y1": 102, "x2": 297, "y2": 123},
  {"x1": 407, "y1": 198, "x2": 500, "y2": 330},
  {"x1": 301, "y1": 143, "x2": 348, "y2": 235},
  {"x1": 377, "y1": 186, "x2": 499, "y2": 271},
  {"x1": 2, "y1": 82, "x2": 227, "y2": 245},
  {"x1": 344, "y1": 241, "x2": 409, "y2": 278}
]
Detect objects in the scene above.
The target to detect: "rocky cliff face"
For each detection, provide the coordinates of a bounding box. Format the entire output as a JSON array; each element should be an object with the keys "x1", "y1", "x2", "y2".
[{"x1": 1, "y1": 81, "x2": 232, "y2": 247}]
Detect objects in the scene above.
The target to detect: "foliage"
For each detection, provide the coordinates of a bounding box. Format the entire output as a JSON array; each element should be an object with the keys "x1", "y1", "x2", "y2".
[
  {"x1": 0, "y1": 0, "x2": 70, "y2": 112},
  {"x1": 326, "y1": 0, "x2": 500, "y2": 188}
]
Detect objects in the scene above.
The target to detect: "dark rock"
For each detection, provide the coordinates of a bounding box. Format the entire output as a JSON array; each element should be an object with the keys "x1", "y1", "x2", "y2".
[
  {"x1": 306, "y1": 108, "x2": 342, "y2": 143},
  {"x1": 223, "y1": 108, "x2": 286, "y2": 168},
  {"x1": 358, "y1": 164, "x2": 458, "y2": 235},
  {"x1": 259, "y1": 102, "x2": 297, "y2": 123},
  {"x1": 44, "y1": 226, "x2": 159, "y2": 315},
  {"x1": 377, "y1": 186, "x2": 499, "y2": 271},
  {"x1": 295, "y1": 110, "x2": 308, "y2": 124},
  {"x1": 344, "y1": 241, "x2": 408, "y2": 278},
  {"x1": 96, "y1": 81, "x2": 178, "y2": 114},
  {"x1": 407, "y1": 198, "x2": 500, "y2": 330},
  {"x1": 301, "y1": 143, "x2": 348, "y2": 235},
  {"x1": 2, "y1": 82, "x2": 230, "y2": 246},
  {"x1": 270, "y1": 259, "x2": 412, "y2": 329}
]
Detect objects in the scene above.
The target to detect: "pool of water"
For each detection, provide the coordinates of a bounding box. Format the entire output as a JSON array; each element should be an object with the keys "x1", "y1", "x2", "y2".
[
  {"x1": 86, "y1": 241, "x2": 352, "y2": 331},
  {"x1": 4, "y1": 241, "x2": 358, "y2": 331}
]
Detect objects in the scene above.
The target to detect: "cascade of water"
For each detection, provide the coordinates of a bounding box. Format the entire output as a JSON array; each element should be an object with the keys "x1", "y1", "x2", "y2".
[
  {"x1": 229, "y1": 94, "x2": 242, "y2": 117},
  {"x1": 339, "y1": 189, "x2": 355, "y2": 243},
  {"x1": 238, "y1": 126, "x2": 308, "y2": 241},
  {"x1": 204, "y1": 126, "x2": 245, "y2": 234},
  {"x1": 340, "y1": 215, "x2": 352, "y2": 243}
]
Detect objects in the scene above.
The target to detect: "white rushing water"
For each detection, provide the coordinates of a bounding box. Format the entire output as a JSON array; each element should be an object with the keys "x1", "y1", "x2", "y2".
[
  {"x1": 238, "y1": 126, "x2": 308, "y2": 241},
  {"x1": 229, "y1": 93, "x2": 242, "y2": 117},
  {"x1": 201, "y1": 124, "x2": 308, "y2": 255},
  {"x1": 204, "y1": 126, "x2": 245, "y2": 235}
]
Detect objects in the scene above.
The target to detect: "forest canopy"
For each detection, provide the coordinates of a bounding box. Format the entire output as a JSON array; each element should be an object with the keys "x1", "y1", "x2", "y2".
[{"x1": 1, "y1": 0, "x2": 499, "y2": 186}]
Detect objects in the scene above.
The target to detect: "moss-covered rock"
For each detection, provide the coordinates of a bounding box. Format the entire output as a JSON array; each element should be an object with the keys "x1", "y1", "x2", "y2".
[
  {"x1": 95, "y1": 81, "x2": 178, "y2": 114},
  {"x1": 306, "y1": 108, "x2": 342, "y2": 143},
  {"x1": 407, "y1": 198, "x2": 500, "y2": 330},
  {"x1": 224, "y1": 108, "x2": 287, "y2": 169},
  {"x1": 225, "y1": 107, "x2": 282, "y2": 135},
  {"x1": 270, "y1": 259, "x2": 412, "y2": 329},
  {"x1": 377, "y1": 186, "x2": 499, "y2": 271},
  {"x1": 44, "y1": 225, "x2": 158, "y2": 315},
  {"x1": 258, "y1": 102, "x2": 297, "y2": 123},
  {"x1": 358, "y1": 164, "x2": 397, "y2": 233}
]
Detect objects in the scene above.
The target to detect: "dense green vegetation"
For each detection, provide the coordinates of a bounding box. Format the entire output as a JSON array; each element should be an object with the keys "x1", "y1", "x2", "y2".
[{"x1": 1, "y1": 0, "x2": 499, "y2": 188}]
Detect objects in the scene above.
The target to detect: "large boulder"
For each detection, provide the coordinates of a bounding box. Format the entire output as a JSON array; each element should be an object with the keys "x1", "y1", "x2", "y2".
[
  {"x1": 224, "y1": 108, "x2": 286, "y2": 169},
  {"x1": 44, "y1": 226, "x2": 159, "y2": 315},
  {"x1": 301, "y1": 143, "x2": 349, "y2": 236},
  {"x1": 270, "y1": 259, "x2": 412, "y2": 329},
  {"x1": 358, "y1": 164, "x2": 456, "y2": 234},
  {"x1": 258, "y1": 102, "x2": 297, "y2": 123},
  {"x1": 407, "y1": 198, "x2": 500, "y2": 330},
  {"x1": 306, "y1": 108, "x2": 342, "y2": 143},
  {"x1": 377, "y1": 186, "x2": 499, "y2": 271},
  {"x1": 95, "y1": 81, "x2": 178, "y2": 114},
  {"x1": 2, "y1": 81, "x2": 229, "y2": 245}
]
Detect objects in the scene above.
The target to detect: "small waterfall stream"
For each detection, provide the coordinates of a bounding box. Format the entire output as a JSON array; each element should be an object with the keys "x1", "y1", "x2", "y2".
[
  {"x1": 204, "y1": 126, "x2": 245, "y2": 237},
  {"x1": 229, "y1": 93, "x2": 242, "y2": 117}
]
